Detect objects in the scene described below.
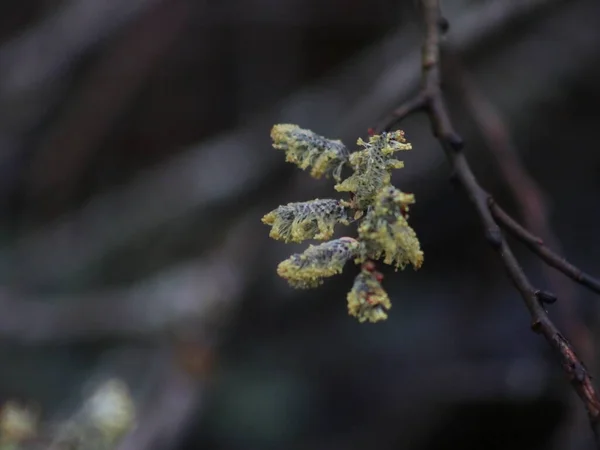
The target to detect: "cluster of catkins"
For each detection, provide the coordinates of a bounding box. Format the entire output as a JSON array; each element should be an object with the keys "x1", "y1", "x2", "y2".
[{"x1": 262, "y1": 124, "x2": 423, "y2": 323}]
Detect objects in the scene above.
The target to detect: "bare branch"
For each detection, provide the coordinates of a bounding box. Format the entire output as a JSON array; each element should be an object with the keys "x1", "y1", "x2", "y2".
[
  {"x1": 490, "y1": 201, "x2": 600, "y2": 295},
  {"x1": 449, "y1": 55, "x2": 598, "y2": 447},
  {"x1": 379, "y1": 0, "x2": 600, "y2": 443}
]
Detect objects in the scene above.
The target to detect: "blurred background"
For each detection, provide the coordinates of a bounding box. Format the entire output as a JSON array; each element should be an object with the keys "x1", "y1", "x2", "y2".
[{"x1": 0, "y1": 0, "x2": 599, "y2": 449}]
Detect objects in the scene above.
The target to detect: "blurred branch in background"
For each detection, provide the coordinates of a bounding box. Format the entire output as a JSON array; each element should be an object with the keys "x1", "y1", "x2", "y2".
[
  {"x1": 0, "y1": 0, "x2": 162, "y2": 195},
  {"x1": 0, "y1": 0, "x2": 575, "y2": 291},
  {"x1": 116, "y1": 351, "x2": 205, "y2": 450},
  {"x1": 0, "y1": 345, "x2": 204, "y2": 450},
  {"x1": 351, "y1": 0, "x2": 562, "y2": 136},
  {"x1": 0, "y1": 212, "x2": 256, "y2": 449},
  {"x1": 23, "y1": 0, "x2": 192, "y2": 220},
  {"x1": 0, "y1": 212, "x2": 259, "y2": 343}
]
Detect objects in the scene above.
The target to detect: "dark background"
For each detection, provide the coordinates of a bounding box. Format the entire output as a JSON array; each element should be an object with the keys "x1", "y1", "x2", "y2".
[{"x1": 0, "y1": 0, "x2": 599, "y2": 449}]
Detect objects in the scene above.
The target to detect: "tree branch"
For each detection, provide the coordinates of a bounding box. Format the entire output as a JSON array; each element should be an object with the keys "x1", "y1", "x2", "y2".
[
  {"x1": 446, "y1": 52, "x2": 597, "y2": 448},
  {"x1": 446, "y1": 54, "x2": 600, "y2": 295},
  {"x1": 379, "y1": 0, "x2": 600, "y2": 444},
  {"x1": 490, "y1": 201, "x2": 600, "y2": 295}
]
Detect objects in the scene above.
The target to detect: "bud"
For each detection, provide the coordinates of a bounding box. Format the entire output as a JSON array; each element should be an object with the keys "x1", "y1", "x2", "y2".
[{"x1": 347, "y1": 268, "x2": 392, "y2": 323}]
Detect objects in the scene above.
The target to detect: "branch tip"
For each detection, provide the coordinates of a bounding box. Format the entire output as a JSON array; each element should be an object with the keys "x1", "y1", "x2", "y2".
[
  {"x1": 437, "y1": 17, "x2": 449, "y2": 34},
  {"x1": 535, "y1": 290, "x2": 558, "y2": 305},
  {"x1": 447, "y1": 133, "x2": 464, "y2": 151},
  {"x1": 484, "y1": 227, "x2": 503, "y2": 249}
]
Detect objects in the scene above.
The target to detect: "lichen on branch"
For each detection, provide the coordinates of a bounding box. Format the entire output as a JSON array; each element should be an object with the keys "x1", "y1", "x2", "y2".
[
  {"x1": 262, "y1": 199, "x2": 350, "y2": 243},
  {"x1": 347, "y1": 266, "x2": 392, "y2": 323},
  {"x1": 358, "y1": 186, "x2": 423, "y2": 270},
  {"x1": 335, "y1": 130, "x2": 412, "y2": 210},
  {"x1": 264, "y1": 124, "x2": 423, "y2": 323},
  {"x1": 277, "y1": 237, "x2": 360, "y2": 288},
  {"x1": 271, "y1": 124, "x2": 349, "y2": 182}
]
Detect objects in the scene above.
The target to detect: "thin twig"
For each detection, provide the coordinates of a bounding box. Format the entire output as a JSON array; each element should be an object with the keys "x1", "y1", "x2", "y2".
[
  {"x1": 490, "y1": 201, "x2": 600, "y2": 295},
  {"x1": 447, "y1": 55, "x2": 600, "y2": 295},
  {"x1": 448, "y1": 55, "x2": 596, "y2": 449},
  {"x1": 379, "y1": 0, "x2": 600, "y2": 444}
]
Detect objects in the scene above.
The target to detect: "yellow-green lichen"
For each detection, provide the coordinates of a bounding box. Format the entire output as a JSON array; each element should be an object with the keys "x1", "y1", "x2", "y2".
[
  {"x1": 335, "y1": 130, "x2": 411, "y2": 210},
  {"x1": 347, "y1": 268, "x2": 392, "y2": 323},
  {"x1": 262, "y1": 199, "x2": 349, "y2": 243},
  {"x1": 277, "y1": 237, "x2": 359, "y2": 288},
  {"x1": 358, "y1": 186, "x2": 423, "y2": 270},
  {"x1": 264, "y1": 124, "x2": 423, "y2": 324},
  {"x1": 271, "y1": 124, "x2": 349, "y2": 182}
]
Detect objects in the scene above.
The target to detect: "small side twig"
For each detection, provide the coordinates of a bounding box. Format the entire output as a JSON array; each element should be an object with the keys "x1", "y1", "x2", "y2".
[
  {"x1": 447, "y1": 54, "x2": 600, "y2": 294},
  {"x1": 490, "y1": 201, "x2": 600, "y2": 295},
  {"x1": 449, "y1": 54, "x2": 597, "y2": 447},
  {"x1": 383, "y1": 95, "x2": 428, "y2": 126},
  {"x1": 378, "y1": 0, "x2": 600, "y2": 444}
]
